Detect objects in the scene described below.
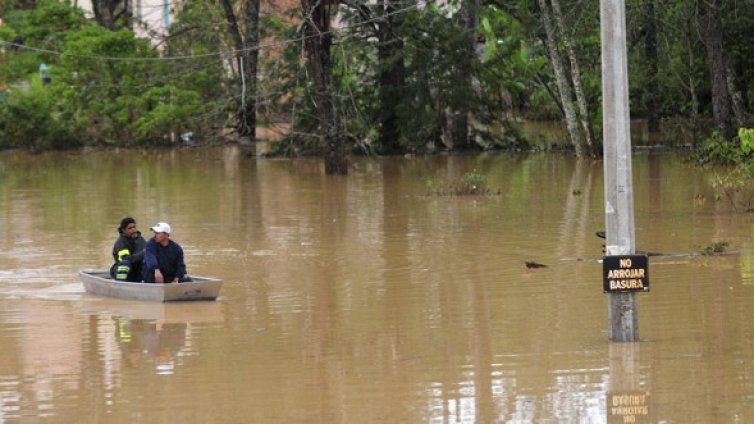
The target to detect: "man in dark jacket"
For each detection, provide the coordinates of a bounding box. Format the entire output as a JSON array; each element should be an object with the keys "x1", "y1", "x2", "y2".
[
  {"x1": 143, "y1": 222, "x2": 189, "y2": 284},
  {"x1": 111, "y1": 217, "x2": 147, "y2": 281}
]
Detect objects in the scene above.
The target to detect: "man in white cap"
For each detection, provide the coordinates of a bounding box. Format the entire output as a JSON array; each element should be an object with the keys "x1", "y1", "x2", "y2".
[{"x1": 142, "y1": 222, "x2": 189, "y2": 283}]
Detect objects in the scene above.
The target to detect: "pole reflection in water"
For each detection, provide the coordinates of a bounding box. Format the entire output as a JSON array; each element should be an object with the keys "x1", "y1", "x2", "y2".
[
  {"x1": 0, "y1": 148, "x2": 753, "y2": 421},
  {"x1": 608, "y1": 343, "x2": 649, "y2": 423}
]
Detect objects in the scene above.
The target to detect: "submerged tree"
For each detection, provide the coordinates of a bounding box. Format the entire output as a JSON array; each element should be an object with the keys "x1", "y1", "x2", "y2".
[
  {"x1": 375, "y1": 0, "x2": 406, "y2": 154},
  {"x1": 700, "y1": 0, "x2": 734, "y2": 140},
  {"x1": 641, "y1": 0, "x2": 660, "y2": 134},
  {"x1": 217, "y1": 0, "x2": 260, "y2": 140},
  {"x1": 300, "y1": 0, "x2": 347, "y2": 174},
  {"x1": 443, "y1": 0, "x2": 480, "y2": 151},
  {"x1": 5, "y1": 0, "x2": 754, "y2": 158},
  {"x1": 536, "y1": 0, "x2": 586, "y2": 155},
  {"x1": 338, "y1": 0, "x2": 407, "y2": 154},
  {"x1": 92, "y1": 0, "x2": 131, "y2": 30}
]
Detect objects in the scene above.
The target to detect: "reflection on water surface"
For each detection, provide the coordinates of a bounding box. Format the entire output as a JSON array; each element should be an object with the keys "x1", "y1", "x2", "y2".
[{"x1": 0, "y1": 148, "x2": 753, "y2": 422}]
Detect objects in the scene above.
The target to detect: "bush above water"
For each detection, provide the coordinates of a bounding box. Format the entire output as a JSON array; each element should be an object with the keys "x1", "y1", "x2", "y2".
[{"x1": 427, "y1": 170, "x2": 501, "y2": 196}]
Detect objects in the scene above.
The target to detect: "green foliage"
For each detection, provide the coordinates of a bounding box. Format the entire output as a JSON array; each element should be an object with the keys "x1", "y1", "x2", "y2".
[
  {"x1": 694, "y1": 131, "x2": 744, "y2": 165},
  {"x1": 25, "y1": 0, "x2": 87, "y2": 43},
  {"x1": 427, "y1": 169, "x2": 500, "y2": 196},
  {"x1": 0, "y1": 0, "x2": 86, "y2": 83},
  {"x1": 0, "y1": 80, "x2": 79, "y2": 150},
  {"x1": 272, "y1": 2, "x2": 526, "y2": 155},
  {"x1": 460, "y1": 170, "x2": 488, "y2": 192},
  {"x1": 397, "y1": 6, "x2": 480, "y2": 149},
  {"x1": 626, "y1": 0, "x2": 708, "y2": 129},
  {"x1": 164, "y1": 0, "x2": 237, "y2": 139},
  {"x1": 478, "y1": 6, "x2": 549, "y2": 118},
  {"x1": 0, "y1": 48, "x2": 44, "y2": 85},
  {"x1": 2, "y1": 0, "x2": 86, "y2": 43},
  {"x1": 695, "y1": 129, "x2": 754, "y2": 212},
  {"x1": 738, "y1": 128, "x2": 754, "y2": 154},
  {"x1": 131, "y1": 86, "x2": 202, "y2": 142},
  {"x1": 0, "y1": 0, "x2": 230, "y2": 149},
  {"x1": 695, "y1": 128, "x2": 754, "y2": 166},
  {"x1": 700, "y1": 241, "x2": 729, "y2": 256},
  {"x1": 55, "y1": 25, "x2": 180, "y2": 144},
  {"x1": 707, "y1": 165, "x2": 754, "y2": 212},
  {"x1": 1, "y1": 0, "x2": 754, "y2": 154}
]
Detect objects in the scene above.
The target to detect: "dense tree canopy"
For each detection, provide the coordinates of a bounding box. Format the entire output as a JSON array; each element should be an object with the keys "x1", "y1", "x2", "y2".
[{"x1": 0, "y1": 0, "x2": 753, "y2": 160}]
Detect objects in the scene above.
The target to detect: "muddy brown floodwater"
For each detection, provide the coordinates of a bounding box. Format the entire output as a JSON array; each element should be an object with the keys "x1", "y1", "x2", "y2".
[{"x1": 0, "y1": 147, "x2": 753, "y2": 422}]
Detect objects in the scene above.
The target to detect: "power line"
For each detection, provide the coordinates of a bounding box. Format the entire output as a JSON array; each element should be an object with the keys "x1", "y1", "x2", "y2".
[
  {"x1": 0, "y1": 2, "x2": 444, "y2": 140},
  {"x1": 0, "y1": 2, "x2": 423, "y2": 62}
]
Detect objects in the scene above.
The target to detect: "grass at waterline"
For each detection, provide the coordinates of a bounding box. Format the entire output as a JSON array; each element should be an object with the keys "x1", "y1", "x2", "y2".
[
  {"x1": 700, "y1": 241, "x2": 729, "y2": 256},
  {"x1": 427, "y1": 170, "x2": 501, "y2": 196}
]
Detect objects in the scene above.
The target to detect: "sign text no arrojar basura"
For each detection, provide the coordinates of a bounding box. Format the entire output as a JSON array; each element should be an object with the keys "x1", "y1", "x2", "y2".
[{"x1": 603, "y1": 255, "x2": 649, "y2": 293}]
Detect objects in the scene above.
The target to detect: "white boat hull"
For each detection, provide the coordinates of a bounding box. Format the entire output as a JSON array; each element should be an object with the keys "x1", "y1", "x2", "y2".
[{"x1": 80, "y1": 269, "x2": 222, "y2": 302}]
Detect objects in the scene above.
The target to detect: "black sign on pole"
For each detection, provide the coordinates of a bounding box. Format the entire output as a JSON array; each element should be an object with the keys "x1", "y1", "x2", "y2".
[{"x1": 603, "y1": 255, "x2": 649, "y2": 293}]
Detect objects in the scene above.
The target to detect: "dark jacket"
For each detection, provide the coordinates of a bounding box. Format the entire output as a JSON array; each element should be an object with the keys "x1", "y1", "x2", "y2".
[
  {"x1": 112, "y1": 231, "x2": 147, "y2": 264},
  {"x1": 111, "y1": 231, "x2": 147, "y2": 281},
  {"x1": 142, "y1": 238, "x2": 187, "y2": 283}
]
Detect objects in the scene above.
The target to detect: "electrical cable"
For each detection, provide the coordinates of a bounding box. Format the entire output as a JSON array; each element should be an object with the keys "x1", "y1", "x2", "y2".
[{"x1": 0, "y1": 2, "x2": 423, "y2": 62}]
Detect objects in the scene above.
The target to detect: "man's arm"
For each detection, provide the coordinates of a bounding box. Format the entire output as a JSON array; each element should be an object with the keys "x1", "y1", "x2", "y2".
[
  {"x1": 173, "y1": 243, "x2": 187, "y2": 281},
  {"x1": 177, "y1": 248, "x2": 187, "y2": 279},
  {"x1": 112, "y1": 237, "x2": 127, "y2": 262},
  {"x1": 144, "y1": 240, "x2": 166, "y2": 283},
  {"x1": 130, "y1": 236, "x2": 147, "y2": 264},
  {"x1": 143, "y1": 240, "x2": 158, "y2": 270}
]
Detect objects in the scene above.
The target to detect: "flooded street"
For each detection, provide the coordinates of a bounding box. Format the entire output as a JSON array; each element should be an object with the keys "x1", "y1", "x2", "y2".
[{"x1": 1, "y1": 147, "x2": 753, "y2": 422}]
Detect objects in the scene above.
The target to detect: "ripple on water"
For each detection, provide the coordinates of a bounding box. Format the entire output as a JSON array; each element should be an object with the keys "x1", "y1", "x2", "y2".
[{"x1": 0, "y1": 268, "x2": 86, "y2": 301}]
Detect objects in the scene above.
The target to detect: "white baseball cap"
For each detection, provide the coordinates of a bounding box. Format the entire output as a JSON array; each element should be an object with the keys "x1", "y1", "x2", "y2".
[{"x1": 151, "y1": 222, "x2": 171, "y2": 234}]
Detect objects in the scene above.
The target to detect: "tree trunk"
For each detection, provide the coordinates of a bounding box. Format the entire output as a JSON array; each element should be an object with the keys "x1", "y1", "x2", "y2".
[
  {"x1": 684, "y1": 18, "x2": 701, "y2": 145},
  {"x1": 550, "y1": 0, "x2": 594, "y2": 151},
  {"x1": 218, "y1": 0, "x2": 259, "y2": 140},
  {"x1": 92, "y1": 0, "x2": 117, "y2": 30},
  {"x1": 12, "y1": 0, "x2": 35, "y2": 9},
  {"x1": 301, "y1": 0, "x2": 347, "y2": 174},
  {"x1": 443, "y1": 0, "x2": 479, "y2": 151},
  {"x1": 377, "y1": 0, "x2": 406, "y2": 154},
  {"x1": 240, "y1": 0, "x2": 260, "y2": 139},
  {"x1": 701, "y1": 0, "x2": 734, "y2": 140},
  {"x1": 537, "y1": 0, "x2": 584, "y2": 156},
  {"x1": 551, "y1": 0, "x2": 594, "y2": 150},
  {"x1": 119, "y1": 0, "x2": 132, "y2": 30},
  {"x1": 725, "y1": 61, "x2": 750, "y2": 128},
  {"x1": 643, "y1": 0, "x2": 660, "y2": 133},
  {"x1": 218, "y1": 0, "x2": 243, "y2": 75}
]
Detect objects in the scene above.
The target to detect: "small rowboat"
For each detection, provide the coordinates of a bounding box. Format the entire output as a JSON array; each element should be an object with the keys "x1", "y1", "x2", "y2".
[{"x1": 80, "y1": 269, "x2": 222, "y2": 302}]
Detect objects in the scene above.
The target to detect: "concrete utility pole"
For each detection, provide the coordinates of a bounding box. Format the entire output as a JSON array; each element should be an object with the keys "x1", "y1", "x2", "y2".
[{"x1": 601, "y1": 0, "x2": 638, "y2": 342}]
